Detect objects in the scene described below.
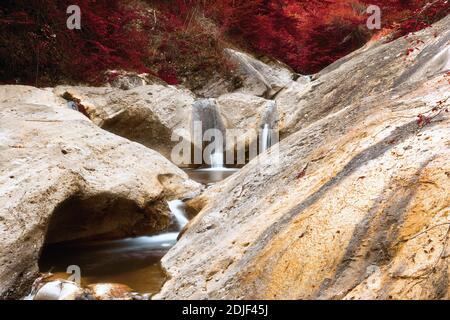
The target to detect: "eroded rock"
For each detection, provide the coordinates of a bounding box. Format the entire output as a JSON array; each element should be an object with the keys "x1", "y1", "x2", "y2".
[
  {"x1": 0, "y1": 98, "x2": 201, "y2": 299},
  {"x1": 156, "y1": 16, "x2": 450, "y2": 300},
  {"x1": 53, "y1": 84, "x2": 195, "y2": 162},
  {"x1": 276, "y1": 15, "x2": 450, "y2": 139},
  {"x1": 224, "y1": 48, "x2": 294, "y2": 98}
]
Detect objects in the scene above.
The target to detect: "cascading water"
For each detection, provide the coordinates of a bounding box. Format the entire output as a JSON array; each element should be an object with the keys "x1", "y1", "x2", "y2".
[
  {"x1": 192, "y1": 99, "x2": 226, "y2": 169},
  {"x1": 210, "y1": 152, "x2": 224, "y2": 169},
  {"x1": 260, "y1": 123, "x2": 271, "y2": 153},
  {"x1": 167, "y1": 200, "x2": 189, "y2": 230},
  {"x1": 129, "y1": 200, "x2": 189, "y2": 247},
  {"x1": 259, "y1": 101, "x2": 278, "y2": 153},
  {"x1": 188, "y1": 99, "x2": 240, "y2": 183},
  {"x1": 38, "y1": 98, "x2": 281, "y2": 297},
  {"x1": 39, "y1": 199, "x2": 191, "y2": 294}
]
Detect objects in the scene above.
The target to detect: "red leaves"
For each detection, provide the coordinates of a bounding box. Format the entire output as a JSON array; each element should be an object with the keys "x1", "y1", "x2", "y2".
[
  {"x1": 416, "y1": 113, "x2": 431, "y2": 128},
  {"x1": 386, "y1": 0, "x2": 449, "y2": 38},
  {"x1": 204, "y1": 0, "x2": 449, "y2": 74},
  {"x1": 1, "y1": 0, "x2": 449, "y2": 86},
  {"x1": 158, "y1": 67, "x2": 180, "y2": 85},
  {"x1": 0, "y1": 0, "x2": 151, "y2": 85},
  {"x1": 406, "y1": 48, "x2": 415, "y2": 55},
  {"x1": 296, "y1": 163, "x2": 309, "y2": 180},
  {"x1": 417, "y1": 96, "x2": 450, "y2": 128},
  {"x1": 208, "y1": 0, "x2": 371, "y2": 74}
]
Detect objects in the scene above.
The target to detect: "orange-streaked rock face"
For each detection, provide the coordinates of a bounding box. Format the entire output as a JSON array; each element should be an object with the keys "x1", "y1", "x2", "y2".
[{"x1": 156, "y1": 15, "x2": 450, "y2": 300}]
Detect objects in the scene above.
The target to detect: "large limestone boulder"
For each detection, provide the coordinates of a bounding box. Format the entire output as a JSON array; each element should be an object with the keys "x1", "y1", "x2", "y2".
[
  {"x1": 0, "y1": 97, "x2": 201, "y2": 299},
  {"x1": 156, "y1": 17, "x2": 450, "y2": 300},
  {"x1": 0, "y1": 85, "x2": 66, "y2": 108},
  {"x1": 53, "y1": 85, "x2": 195, "y2": 163},
  {"x1": 193, "y1": 49, "x2": 294, "y2": 98},
  {"x1": 276, "y1": 15, "x2": 450, "y2": 139},
  {"x1": 216, "y1": 93, "x2": 275, "y2": 133},
  {"x1": 224, "y1": 48, "x2": 294, "y2": 98}
]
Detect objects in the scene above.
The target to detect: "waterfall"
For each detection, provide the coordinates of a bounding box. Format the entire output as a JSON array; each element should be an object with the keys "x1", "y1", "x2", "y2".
[
  {"x1": 260, "y1": 123, "x2": 271, "y2": 153},
  {"x1": 167, "y1": 200, "x2": 189, "y2": 231},
  {"x1": 210, "y1": 152, "x2": 224, "y2": 169},
  {"x1": 260, "y1": 101, "x2": 278, "y2": 153},
  {"x1": 192, "y1": 99, "x2": 226, "y2": 168},
  {"x1": 106, "y1": 200, "x2": 188, "y2": 250}
]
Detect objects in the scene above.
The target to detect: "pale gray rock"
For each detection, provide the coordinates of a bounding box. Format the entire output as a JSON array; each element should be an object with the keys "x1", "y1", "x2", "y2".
[
  {"x1": 106, "y1": 70, "x2": 165, "y2": 90},
  {"x1": 33, "y1": 280, "x2": 84, "y2": 300},
  {"x1": 224, "y1": 48, "x2": 294, "y2": 98},
  {"x1": 53, "y1": 85, "x2": 195, "y2": 163},
  {"x1": 0, "y1": 99, "x2": 201, "y2": 299},
  {"x1": 276, "y1": 15, "x2": 450, "y2": 139},
  {"x1": 0, "y1": 85, "x2": 66, "y2": 108}
]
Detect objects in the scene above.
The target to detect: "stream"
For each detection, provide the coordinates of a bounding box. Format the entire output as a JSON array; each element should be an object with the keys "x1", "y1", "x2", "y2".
[
  {"x1": 38, "y1": 168, "x2": 238, "y2": 294},
  {"x1": 38, "y1": 100, "x2": 274, "y2": 295}
]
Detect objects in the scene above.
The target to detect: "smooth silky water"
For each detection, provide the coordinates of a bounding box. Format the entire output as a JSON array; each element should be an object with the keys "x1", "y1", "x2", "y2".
[
  {"x1": 39, "y1": 99, "x2": 275, "y2": 294},
  {"x1": 184, "y1": 167, "x2": 239, "y2": 185},
  {"x1": 38, "y1": 173, "x2": 236, "y2": 294},
  {"x1": 39, "y1": 200, "x2": 190, "y2": 294},
  {"x1": 40, "y1": 235, "x2": 173, "y2": 294}
]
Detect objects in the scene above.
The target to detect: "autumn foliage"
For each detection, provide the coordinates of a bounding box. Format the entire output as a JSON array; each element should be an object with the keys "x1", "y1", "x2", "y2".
[
  {"x1": 0, "y1": 0, "x2": 448, "y2": 86},
  {"x1": 0, "y1": 0, "x2": 153, "y2": 85},
  {"x1": 201, "y1": 0, "x2": 449, "y2": 73}
]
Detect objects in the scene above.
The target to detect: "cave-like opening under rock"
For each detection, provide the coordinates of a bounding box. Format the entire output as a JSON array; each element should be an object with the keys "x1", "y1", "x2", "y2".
[
  {"x1": 42, "y1": 193, "x2": 170, "y2": 245},
  {"x1": 37, "y1": 193, "x2": 172, "y2": 294}
]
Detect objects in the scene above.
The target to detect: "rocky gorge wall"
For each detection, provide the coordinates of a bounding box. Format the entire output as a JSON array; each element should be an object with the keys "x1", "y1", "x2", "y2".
[
  {"x1": 155, "y1": 15, "x2": 450, "y2": 300},
  {"x1": 0, "y1": 14, "x2": 448, "y2": 301}
]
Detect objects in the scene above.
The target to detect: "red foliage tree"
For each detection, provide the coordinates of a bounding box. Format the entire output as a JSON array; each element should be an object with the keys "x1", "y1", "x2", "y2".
[
  {"x1": 0, "y1": 0, "x2": 448, "y2": 85},
  {"x1": 201, "y1": 0, "x2": 449, "y2": 74},
  {"x1": 0, "y1": 0, "x2": 151, "y2": 85}
]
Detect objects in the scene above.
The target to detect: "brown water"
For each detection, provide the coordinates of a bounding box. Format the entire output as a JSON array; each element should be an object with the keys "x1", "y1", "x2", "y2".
[
  {"x1": 39, "y1": 168, "x2": 239, "y2": 295},
  {"x1": 39, "y1": 233, "x2": 179, "y2": 294},
  {"x1": 184, "y1": 167, "x2": 239, "y2": 185}
]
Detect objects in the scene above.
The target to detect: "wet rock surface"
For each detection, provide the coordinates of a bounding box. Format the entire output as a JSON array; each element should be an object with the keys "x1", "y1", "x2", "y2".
[
  {"x1": 225, "y1": 48, "x2": 294, "y2": 98},
  {"x1": 156, "y1": 17, "x2": 450, "y2": 300}
]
